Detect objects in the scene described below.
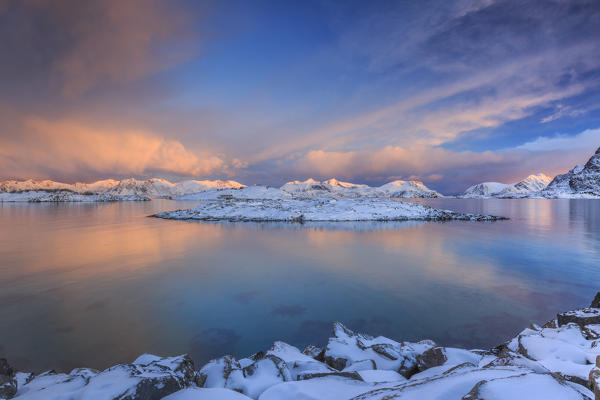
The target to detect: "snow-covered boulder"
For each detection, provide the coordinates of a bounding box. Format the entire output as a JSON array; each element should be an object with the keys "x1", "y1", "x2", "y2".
[
  {"x1": 162, "y1": 388, "x2": 253, "y2": 399},
  {"x1": 557, "y1": 309, "x2": 600, "y2": 328},
  {"x1": 266, "y1": 342, "x2": 334, "y2": 380},
  {"x1": 199, "y1": 353, "x2": 291, "y2": 398},
  {"x1": 543, "y1": 147, "x2": 600, "y2": 198},
  {"x1": 347, "y1": 366, "x2": 593, "y2": 400},
  {"x1": 324, "y1": 322, "x2": 435, "y2": 377},
  {"x1": 259, "y1": 375, "x2": 383, "y2": 400},
  {"x1": 375, "y1": 180, "x2": 442, "y2": 198},
  {"x1": 504, "y1": 323, "x2": 600, "y2": 385},
  {"x1": 11, "y1": 354, "x2": 200, "y2": 400},
  {"x1": 460, "y1": 372, "x2": 593, "y2": 400}
]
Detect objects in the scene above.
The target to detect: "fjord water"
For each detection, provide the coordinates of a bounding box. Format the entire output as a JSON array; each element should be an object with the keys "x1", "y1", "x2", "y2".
[{"x1": 0, "y1": 199, "x2": 598, "y2": 373}]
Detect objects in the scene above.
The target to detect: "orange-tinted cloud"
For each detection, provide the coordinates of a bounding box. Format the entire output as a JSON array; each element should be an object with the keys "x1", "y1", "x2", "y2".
[
  {"x1": 0, "y1": 117, "x2": 224, "y2": 180},
  {"x1": 281, "y1": 133, "x2": 600, "y2": 192}
]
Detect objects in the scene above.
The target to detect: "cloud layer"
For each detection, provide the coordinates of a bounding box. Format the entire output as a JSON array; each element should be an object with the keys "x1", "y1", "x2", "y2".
[
  {"x1": 0, "y1": 117, "x2": 223, "y2": 180},
  {"x1": 0, "y1": 0, "x2": 599, "y2": 191}
]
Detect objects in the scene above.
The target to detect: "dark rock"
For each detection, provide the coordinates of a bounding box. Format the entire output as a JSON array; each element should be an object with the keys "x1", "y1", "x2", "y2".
[
  {"x1": 443, "y1": 362, "x2": 476, "y2": 375},
  {"x1": 588, "y1": 360, "x2": 599, "y2": 400},
  {"x1": 0, "y1": 359, "x2": 17, "y2": 399},
  {"x1": 542, "y1": 319, "x2": 558, "y2": 329},
  {"x1": 557, "y1": 308, "x2": 600, "y2": 327},
  {"x1": 297, "y1": 371, "x2": 363, "y2": 381},
  {"x1": 591, "y1": 292, "x2": 600, "y2": 308},
  {"x1": 302, "y1": 345, "x2": 325, "y2": 362},
  {"x1": 324, "y1": 355, "x2": 348, "y2": 371},
  {"x1": 416, "y1": 347, "x2": 447, "y2": 372}
]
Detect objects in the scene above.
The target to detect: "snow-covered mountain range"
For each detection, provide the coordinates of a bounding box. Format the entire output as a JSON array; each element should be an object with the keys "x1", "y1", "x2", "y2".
[
  {"x1": 0, "y1": 178, "x2": 246, "y2": 201},
  {"x1": 279, "y1": 178, "x2": 442, "y2": 198},
  {"x1": 0, "y1": 177, "x2": 442, "y2": 202},
  {"x1": 4, "y1": 146, "x2": 600, "y2": 202},
  {"x1": 542, "y1": 147, "x2": 600, "y2": 198},
  {"x1": 461, "y1": 173, "x2": 552, "y2": 198}
]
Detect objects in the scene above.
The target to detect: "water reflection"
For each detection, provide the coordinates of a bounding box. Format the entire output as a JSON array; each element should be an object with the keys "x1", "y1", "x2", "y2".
[{"x1": 0, "y1": 199, "x2": 598, "y2": 373}]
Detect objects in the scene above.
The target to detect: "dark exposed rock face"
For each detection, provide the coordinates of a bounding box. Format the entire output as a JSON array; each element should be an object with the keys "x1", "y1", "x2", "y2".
[
  {"x1": 588, "y1": 356, "x2": 600, "y2": 400},
  {"x1": 416, "y1": 347, "x2": 447, "y2": 372},
  {"x1": 557, "y1": 308, "x2": 600, "y2": 327},
  {"x1": 297, "y1": 371, "x2": 363, "y2": 381},
  {"x1": 0, "y1": 359, "x2": 17, "y2": 399},
  {"x1": 591, "y1": 292, "x2": 600, "y2": 309},
  {"x1": 544, "y1": 147, "x2": 600, "y2": 197}
]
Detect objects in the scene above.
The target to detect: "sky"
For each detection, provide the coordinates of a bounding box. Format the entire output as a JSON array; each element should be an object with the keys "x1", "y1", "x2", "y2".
[{"x1": 1, "y1": 0, "x2": 600, "y2": 194}]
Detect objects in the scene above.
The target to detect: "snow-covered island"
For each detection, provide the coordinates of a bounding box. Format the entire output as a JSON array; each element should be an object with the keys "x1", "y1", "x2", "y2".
[
  {"x1": 2, "y1": 293, "x2": 599, "y2": 400},
  {"x1": 154, "y1": 186, "x2": 502, "y2": 222}
]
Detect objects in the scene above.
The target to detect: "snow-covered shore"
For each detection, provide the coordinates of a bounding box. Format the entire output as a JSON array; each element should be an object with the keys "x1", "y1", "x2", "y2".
[
  {"x1": 153, "y1": 193, "x2": 503, "y2": 222},
  {"x1": 2, "y1": 293, "x2": 599, "y2": 400}
]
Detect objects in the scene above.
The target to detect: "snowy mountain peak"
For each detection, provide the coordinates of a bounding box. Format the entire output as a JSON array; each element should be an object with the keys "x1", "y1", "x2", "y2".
[
  {"x1": 0, "y1": 178, "x2": 246, "y2": 198},
  {"x1": 377, "y1": 180, "x2": 442, "y2": 198},
  {"x1": 543, "y1": 147, "x2": 600, "y2": 197},
  {"x1": 322, "y1": 178, "x2": 368, "y2": 188},
  {"x1": 462, "y1": 173, "x2": 551, "y2": 198},
  {"x1": 280, "y1": 178, "x2": 441, "y2": 198}
]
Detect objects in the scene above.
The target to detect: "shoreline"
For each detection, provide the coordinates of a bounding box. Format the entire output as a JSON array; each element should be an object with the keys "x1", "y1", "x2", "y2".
[{"x1": 2, "y1": 293, "x2": 599, "y2": 400}]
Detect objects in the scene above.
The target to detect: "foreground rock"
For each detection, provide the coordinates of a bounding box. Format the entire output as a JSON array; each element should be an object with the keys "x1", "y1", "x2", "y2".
[
  {"x1": 154, "y1": 193, "x2": 503, "y2": 222},
  {"x1": 7, "y1": 354, "x2": 200, "y2": 400},
  {"x1": 4, "y1": 293, "x2": 600, "y2": 400},
  {"x1": 0, "y1": 359, "x2": 17, "y2": 399}
]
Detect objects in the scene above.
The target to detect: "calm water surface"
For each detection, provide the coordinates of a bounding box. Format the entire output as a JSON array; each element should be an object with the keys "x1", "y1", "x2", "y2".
[{"x1": 0, "y1": 199, "x2": 599, "y2": 372}]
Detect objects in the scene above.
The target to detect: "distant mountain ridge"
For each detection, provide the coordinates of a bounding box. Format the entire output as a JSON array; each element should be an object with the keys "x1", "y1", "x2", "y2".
[
  {"x1": 0, "y1": 178, "x2": 246, "y2": 198},
  {"x1": 5, "y1": 147, "x2": 600, "y2": 202},
  {"x1": 461, "y1": 173, "x2": 552, "y2": 198},
  {"x1": 279, "y1": 178, "x2": 442, "y2": 198}
]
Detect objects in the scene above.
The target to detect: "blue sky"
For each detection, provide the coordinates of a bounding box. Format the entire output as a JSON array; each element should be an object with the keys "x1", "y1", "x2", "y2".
[{"x1": 1, "y1": 0, "x2": 600, "y2": 193}]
